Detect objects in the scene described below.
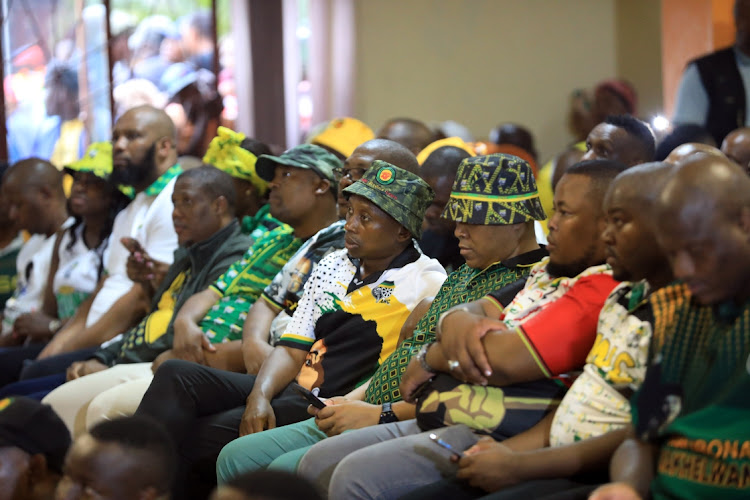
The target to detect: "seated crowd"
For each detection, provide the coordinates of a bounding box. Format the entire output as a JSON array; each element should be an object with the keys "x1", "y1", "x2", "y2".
[{"x1": 0, "y1": 83, "x2": 749, "y2": 500}]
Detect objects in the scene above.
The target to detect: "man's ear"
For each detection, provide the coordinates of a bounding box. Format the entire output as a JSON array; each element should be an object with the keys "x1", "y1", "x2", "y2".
[
  {"x1": 138, "y1": 486, "x2": 161, "y2": 500},
  {"x1": 27, "y1": 453, "x2": 50, "y2": 484},
  {"x1": 314, "y1": 178, "x2": 332, "y2": 196},
  {"x1": 397, "y1": 226, "x2": 412, "y2": 244},
  {"x1": 155, "y1": 136, "x2": 174, "y2": 159},
  {"x1": 212, "y1": 195, "x2": 229, "y2": 217},
  {"x1": 37, "y1": 185, "x2": 53, "y2": 202},
  {"x1": 740, "y1": 206, "x2": 750, "y2": 236}
]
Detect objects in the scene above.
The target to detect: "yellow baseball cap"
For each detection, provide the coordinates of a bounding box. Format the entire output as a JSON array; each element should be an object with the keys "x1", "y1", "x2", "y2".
[{"x1": 310, "y1": 117, "x2": 374, "y2": 158}]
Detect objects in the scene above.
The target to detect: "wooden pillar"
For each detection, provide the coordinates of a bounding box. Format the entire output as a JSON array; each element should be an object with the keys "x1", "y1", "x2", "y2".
[{"x1": 248, "y1": 0, "x2": 286, "y2": 148}]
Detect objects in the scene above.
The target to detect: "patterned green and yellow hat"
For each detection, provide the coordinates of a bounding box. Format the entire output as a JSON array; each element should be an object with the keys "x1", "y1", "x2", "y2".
[
  {"x1": 65, "y1": 142, "x2": 134, "y2": 198},
  {"x1": 344, "y1": 160, "x2": 434, "y2": 238},
  {"x1": 202, "y1": 126, "x2": 269, "y2": 196},
  {"x1": 65, "y1": 142, "x2": 113, "y2": 180},
  {"x1": 256, "y1": 144, "x2": 343, "y2": 194},
  {"x1": 442, "y1": 154, "x2": 546, "y2": 225}
]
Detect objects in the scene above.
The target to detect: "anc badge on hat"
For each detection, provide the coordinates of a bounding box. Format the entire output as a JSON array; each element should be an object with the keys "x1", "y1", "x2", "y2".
[
  {"x1": 442, "y1": 154, "x2": 546, "y2": 225},
  {"x1": 343, "y1": 160, "x2": 434, "y2": 239}
]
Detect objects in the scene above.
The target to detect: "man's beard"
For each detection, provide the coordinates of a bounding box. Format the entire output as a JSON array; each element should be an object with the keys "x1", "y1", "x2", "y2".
[
  {"x1": 546, "y1": 243, "x2": 599, "y2": 279},
  {"x1": 110, "y1": 143, "x2": 157, "y2": 188}
]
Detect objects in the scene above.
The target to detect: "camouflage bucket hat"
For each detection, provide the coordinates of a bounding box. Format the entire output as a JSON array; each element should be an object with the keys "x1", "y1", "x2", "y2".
[
  {"x1": 256, "y1": 144, "x2": 343, "y2": 193},
  {"x1": 442, "y1": 153, "x2": 546, "y2": 225},
  {"x1": 344, "y1": 160, "x2": 434, "y2": 239}
]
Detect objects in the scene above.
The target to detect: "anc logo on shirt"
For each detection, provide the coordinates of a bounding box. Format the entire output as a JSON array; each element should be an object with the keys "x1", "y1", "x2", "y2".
[{"x1": 376, "y1": 166, "x2": 395, "y2": 185}]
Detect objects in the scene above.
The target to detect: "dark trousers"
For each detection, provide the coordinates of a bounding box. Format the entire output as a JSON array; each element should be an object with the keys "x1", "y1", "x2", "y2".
[
  {"x1": 135, "y1": 359, "x2": 310, "y2": 500},
  {"x1": 0, "y1": 343, "x2": 46, "y2": 386},
  {"x1": 20, "y1": 347, "x2": 98, "y2": 380}
]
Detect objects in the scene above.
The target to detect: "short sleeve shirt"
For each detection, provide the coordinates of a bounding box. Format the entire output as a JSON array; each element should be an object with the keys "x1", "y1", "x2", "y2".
[
  {"x1": 260, "y1": 220, "x2": 346, "y2": 345},
  {"x1": 200, "y1": 225, "x2": 300, "y2": 343},
  {"x1": 86, "y1": 166, "x2": 181, "y2": 327},
  {"x1": 276, "y1": 246, "x2": 447, "y2": 398},
  {"x1": 550, "y1": 281, "x2": 655, "y2": 446}
]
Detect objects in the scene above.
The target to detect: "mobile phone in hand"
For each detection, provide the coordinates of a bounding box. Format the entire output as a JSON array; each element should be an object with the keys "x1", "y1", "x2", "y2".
[
  {"x1": 429, "y1": 432, "x2": 464, "y2": 458},
  {"x1": 293, "y1": 385, "x2": 326, "y2": 409}
]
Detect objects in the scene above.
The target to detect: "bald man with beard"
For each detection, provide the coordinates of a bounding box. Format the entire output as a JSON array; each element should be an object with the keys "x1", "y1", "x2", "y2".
[
  {"x1": 591, "y1": 156, "x2": 750, "y2": 500},
  {"x1": 26, "y1": 105, "x2": 181, "y2": 378}
]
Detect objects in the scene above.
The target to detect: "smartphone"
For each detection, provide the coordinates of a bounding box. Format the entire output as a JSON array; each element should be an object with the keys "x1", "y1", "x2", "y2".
[
  {"x1": 429, "y1": 432, "x2": 464, "y2": 458},
  {"x1": 293, "y1": 385, "x2": 326, "y2": 410}
]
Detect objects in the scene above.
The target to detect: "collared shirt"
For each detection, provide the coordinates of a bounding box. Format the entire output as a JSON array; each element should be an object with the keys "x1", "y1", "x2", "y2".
[
  {"x1": 276, "y1": 245, "x2": 446, "y2": 398},
  {"x1": 550, "y1": 281, "x2": 689, "y2": 446},
  {"x1": 2, "y1": 218, "x2": 74, "y2": 333},
  {"x1": 201, "y1": 224, "x2": 301, "y2": 343},
  {"x1": 261, "y1": 220, "x2": 346, "y2": 344},
  {"x1": 488, "y1": 258, "x2": 618, "y2": 378},
  {"x1": 86, "y1": 165, "x2": 182, "y2": 327},
  {"x1": 364, "y1": 247, "x2": 548, "y2": 405}
]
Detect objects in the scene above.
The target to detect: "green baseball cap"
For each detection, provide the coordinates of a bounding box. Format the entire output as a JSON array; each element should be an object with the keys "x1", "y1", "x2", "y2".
[
  {"x1": 256, "y1": 144, "x2": 343, "y2": 193},
  {"x1": 442, "y1": 153, "x2": 546, "y2": 225},
  {"x1": 343, "y1": 160, "x2": 434, "y2": 239}
]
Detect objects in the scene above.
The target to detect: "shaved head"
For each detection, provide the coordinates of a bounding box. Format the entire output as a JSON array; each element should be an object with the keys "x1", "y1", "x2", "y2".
[
  {"x1": 352, "y1": 139, "x2": 419, "y2": 173},
  {"x1": 376, "y1": 118, "x2": 434, "y2": 155},
  {"x1": 602, "y1": 162, "x2": 674, "y2": 285},
  {"x1": 665, "y1": 142, "x2": 725, "y2": 166},
  {"x1": 5, "y1": 158, "x2": 65, "y2": 195},
  {"x1": 655, "y1": 156, "x2": 750, "y2": 304},
  {"x1": 721, "y1": 127, "x2": 750, "y2": 174},
  {"x1": 123, "y1": 105, "x2": 176, "y2": 142},
  {"x1": 3, "y1": 158, "x2": 66, "y2": 234}
]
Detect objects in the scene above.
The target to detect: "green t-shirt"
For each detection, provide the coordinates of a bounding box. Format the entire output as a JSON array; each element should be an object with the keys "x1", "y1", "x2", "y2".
[{"x1": 639, "y1": 297, "x2": 750, "y2": 499}]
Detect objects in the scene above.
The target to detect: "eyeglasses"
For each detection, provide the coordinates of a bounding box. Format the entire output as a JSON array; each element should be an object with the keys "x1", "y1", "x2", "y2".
[{"x1": 333, "y1": 167, "x2": 368, "y2": 182}]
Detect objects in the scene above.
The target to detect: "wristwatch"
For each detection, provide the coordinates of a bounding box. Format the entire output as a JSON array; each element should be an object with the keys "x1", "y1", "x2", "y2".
[
  {"x1": 379, "y1": 401, "x2": 399, "y2": 424},
  {"x1": 48, "y1": 319, "x2": 62, "y2": 333},
  {"x1": 415, "y1": 342, "x2": 437, "y2": 374}
]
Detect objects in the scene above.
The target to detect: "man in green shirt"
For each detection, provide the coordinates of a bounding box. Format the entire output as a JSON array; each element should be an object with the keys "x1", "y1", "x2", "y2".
[{"x1": 591, "y1": 155, "x2": 750, "y2": 500}]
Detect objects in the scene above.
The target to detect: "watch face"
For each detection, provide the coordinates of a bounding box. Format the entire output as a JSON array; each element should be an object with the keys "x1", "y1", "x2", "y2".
[{"x1": 379, "y1": 411, "x2": 399, "y2": 424}]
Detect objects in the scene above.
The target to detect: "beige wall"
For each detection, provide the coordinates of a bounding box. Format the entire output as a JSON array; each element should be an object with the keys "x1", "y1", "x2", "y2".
[
  {"x1": 353, "y1": 0, "x2": 662, "y2": 162},
  {"x1": 615, "y1": 0, "x2": 663, "y2": 122}
]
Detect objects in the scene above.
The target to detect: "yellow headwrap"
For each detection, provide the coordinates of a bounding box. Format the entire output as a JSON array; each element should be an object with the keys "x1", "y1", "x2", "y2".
[
  {"x1": 417, "y1": 137, "x2": 476, "y2": 166},
  {"x1": 203, "y1": 126, "x2": 269, "y2": 196}
]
